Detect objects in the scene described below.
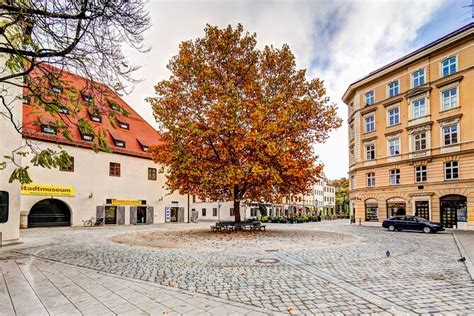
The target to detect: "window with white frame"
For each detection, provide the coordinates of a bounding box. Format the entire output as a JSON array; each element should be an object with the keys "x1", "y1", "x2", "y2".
[
  {"x1": 365, "y1": 91, "x2": 375, "y2": 105},
  {"x1": 445, "y1": 161, "x2": 459, "y2": 180},
  {"x1": 365, "y1": 115, "x2": 375, "y2": 133},
  {"x1": 387, "y1": 107, "x2": 400, "y2": 126},
  {"x1": 388, "y1": 138, "x2": 400, "y2": 156},
  {"x1": 441, "y1": 56, "x2": 456, "y2": 77},
  {"x1": 367, "y1": 172, "x2": 375, "y2": 187},
  {"x1": 415, "y1": 165, "x2": 427, "y2": 182},
  {"x1": 388, "y1": 81, "x2": 399, "y2": 98},
  {"x1": 412, "y1": 69, "x2": 425, "y2": 87},
  {"x1": 350, "y1": 175, "x2": 355, "y2": 190},
  {"x1": 390, "y1": 169, "x2": 400, "y2": 185},
  {"x1": 442, "y1": 124, "x2": 458, "y2": 146},
  {"x1": 412, "y1": 98, "x2": 426, "y2": 118},
  {"x1": 413, "y1": 132, "x2": 427, "y2": 151},
  {"x1": 441, "y1": 88, "x2": 458, "y2": 111},
  {"x1": 366, "y1": 143, "x2": 375, "y2": 160}
]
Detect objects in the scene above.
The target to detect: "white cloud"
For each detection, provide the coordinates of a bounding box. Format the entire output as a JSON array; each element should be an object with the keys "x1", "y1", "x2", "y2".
[{"x1": 121, "y1": 0, "x2": 446, "y2": 180}]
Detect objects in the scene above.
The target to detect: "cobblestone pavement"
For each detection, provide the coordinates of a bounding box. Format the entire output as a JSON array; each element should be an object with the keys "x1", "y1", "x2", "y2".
[{"x1": 3, "y1": 220, "x2": 474, "y2": 315}]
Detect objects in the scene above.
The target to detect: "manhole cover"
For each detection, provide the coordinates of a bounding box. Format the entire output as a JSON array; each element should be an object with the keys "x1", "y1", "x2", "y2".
[{"x1": 256, "y1": 258, "x2": 280, "y2": 264}]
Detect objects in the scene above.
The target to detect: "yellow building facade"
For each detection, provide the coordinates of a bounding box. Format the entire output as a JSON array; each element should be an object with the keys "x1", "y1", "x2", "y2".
[{"x1": 343, "y1": 23, "x2": 474, "y2": 230}]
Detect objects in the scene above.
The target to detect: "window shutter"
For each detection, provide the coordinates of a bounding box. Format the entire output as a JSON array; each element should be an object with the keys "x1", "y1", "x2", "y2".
[
  {"x1": 146, "y1": 206, "x2": 154, "y2": 224},
  {"x1": 96, "y1": 206, "x2": 105, "y2": 223},
  {"x1": 117, "y1": 206, "x2": 125, "y2": 225},
  {"x1": 178, "y1": 207, "x2": 185, "y2": 222},
  {"x1": 130, "y1": 206, "x2": 137, "y2": 224}
]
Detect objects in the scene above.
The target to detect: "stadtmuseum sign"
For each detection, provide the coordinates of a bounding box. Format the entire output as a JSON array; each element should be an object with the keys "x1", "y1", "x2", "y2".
[{"x1": 21, "y1": 184, "x2": 76, "y2": 197}]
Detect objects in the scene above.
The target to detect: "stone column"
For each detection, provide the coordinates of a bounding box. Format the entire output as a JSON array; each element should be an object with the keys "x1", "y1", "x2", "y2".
[{"x1": 20, "y1": 211, "x2": 29, "y2": 229}]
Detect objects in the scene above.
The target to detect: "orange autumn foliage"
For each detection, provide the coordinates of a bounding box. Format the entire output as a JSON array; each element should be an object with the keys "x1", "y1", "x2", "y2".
[{"x1": 147, "y1": 24, "x2": 341, "y2": 222}]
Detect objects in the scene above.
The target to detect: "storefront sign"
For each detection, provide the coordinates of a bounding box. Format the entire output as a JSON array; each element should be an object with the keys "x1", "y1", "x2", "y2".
[
  {"x1": 111, "y1": 199, "x2": 142, "y2": 206},
  {"x1": 21, "y1": 184, "x2": 76, "y2": 197}
]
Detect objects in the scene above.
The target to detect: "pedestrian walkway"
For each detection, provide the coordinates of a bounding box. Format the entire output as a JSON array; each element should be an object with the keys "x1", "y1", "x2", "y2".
[
  {"x1": 454, "y1": 230, "x2": 474, "y2": 280},
  {"x1": 0, "y1": 252, "x2": 271, "y2": 316}
]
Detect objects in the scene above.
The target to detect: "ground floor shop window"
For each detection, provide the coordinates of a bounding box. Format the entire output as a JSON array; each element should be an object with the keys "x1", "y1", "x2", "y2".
[
  {"x1": 365, "y1": 199, "x2": 378, "y2": 221},
  {"x1": 0, "y1": 191, "x2": 8, "y2": 223},
  {"x1": 387, "y1": 199, "x2": 406, "y2": 217},
  {"x1": 440, "y1": 195, "x2": 467, "y2": 228},
  {"x1": 250, "y1": 208, "x2": 257, "y2": 217},
  {"x1": 415, "y1": 201, "x2": 430, "y2": 220},
  {"x1": 105, "y1": 206, "x2": 117, "y2": 224}
]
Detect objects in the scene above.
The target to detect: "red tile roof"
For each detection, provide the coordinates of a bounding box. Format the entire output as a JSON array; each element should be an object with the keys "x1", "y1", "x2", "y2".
[{"x1": 22, "y1": 66, "x2": 160, "y2": 159}]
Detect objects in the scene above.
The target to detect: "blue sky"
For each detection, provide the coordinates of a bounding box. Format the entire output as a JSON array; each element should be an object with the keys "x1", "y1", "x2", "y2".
[{"x1": 122, "y1": 0, "x2": 473, "y2": 180}]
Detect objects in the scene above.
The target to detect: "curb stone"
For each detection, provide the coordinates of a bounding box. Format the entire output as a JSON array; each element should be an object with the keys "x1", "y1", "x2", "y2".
[{"x1": 452, "y1": 233, "x2": 474, "y2": 281}]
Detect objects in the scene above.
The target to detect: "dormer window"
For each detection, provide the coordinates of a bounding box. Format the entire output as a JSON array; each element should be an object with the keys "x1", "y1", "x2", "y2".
[
  {"x1": 109, "y1": 99, "x2": 120, "y2": 111},
  {"x1": 59, "y1": 106, "x2": 69, "y2": 114},
  {"x1": 110, "y1": 131, "x2": 125, "y2": 148},
  {"x1": 82, "y1": 94, "x2": 93, "y2": 103},
  {"x1": 137, "y1": 138, "x2": 150, "y2": 152},
  {"x1": 118, "y1": 121, "x2": 129, "y2": 130},
  {"x1": 80, "y1": 132, "x2": 94, "y2": 141},
  {"x1": 114, "y1": 139, "x2": 125, "y2": 148},
  {"x1": 41, "y1": 124, "x2": 57, "y2": 135},
  {"x1": 51, "y1": 85, "x2": 62, "y2": 94},
  {"x1": 90, "y1": 114, "x2": 102, "y2": 123}
]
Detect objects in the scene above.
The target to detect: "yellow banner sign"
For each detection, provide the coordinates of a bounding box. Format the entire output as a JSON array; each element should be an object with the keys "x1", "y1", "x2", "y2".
[
  {"x1": 111, "y1": 199, "x2": 142, "y2": 206},
  {"x1": 21, "y1": 184, "x2": 76, "y2": 197}
]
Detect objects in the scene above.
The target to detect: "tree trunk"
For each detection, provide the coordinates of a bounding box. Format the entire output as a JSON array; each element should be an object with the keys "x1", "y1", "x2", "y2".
[{"x1": 234, "y1": 199, "x2": 241, "y2": 223}]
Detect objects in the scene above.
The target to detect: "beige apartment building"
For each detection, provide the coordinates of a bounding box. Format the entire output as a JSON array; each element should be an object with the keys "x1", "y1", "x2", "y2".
[{"x1": 343, "y1": 23, "x2": 474, "y2": 230}]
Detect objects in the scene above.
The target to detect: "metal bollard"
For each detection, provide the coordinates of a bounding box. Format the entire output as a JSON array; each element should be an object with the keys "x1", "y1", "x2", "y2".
[{"x1": 0, "y1": 232, "x2": 2, "y2": 248}]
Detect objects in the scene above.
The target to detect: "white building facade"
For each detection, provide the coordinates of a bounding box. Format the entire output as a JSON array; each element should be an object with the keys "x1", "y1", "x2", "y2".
[{"x1": 0, "y1": 67, "x2": 189, "y2": 243}]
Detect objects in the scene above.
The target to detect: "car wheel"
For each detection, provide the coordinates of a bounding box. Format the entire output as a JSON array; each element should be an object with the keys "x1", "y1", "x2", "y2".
[
  {"x1": 388, "y1": 225, "x2": 395, "y2": 231},
  {"x1": 423, "y1": 226, "x2": 431, "y2": 234}
]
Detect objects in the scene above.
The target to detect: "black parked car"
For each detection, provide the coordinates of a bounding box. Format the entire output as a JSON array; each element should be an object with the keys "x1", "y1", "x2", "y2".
[{"x1": 382, "y1": 215, "x2": 445, "y2": 233}]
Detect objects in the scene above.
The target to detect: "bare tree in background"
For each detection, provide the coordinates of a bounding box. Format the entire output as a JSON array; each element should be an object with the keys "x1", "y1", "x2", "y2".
[{"x1": 0, "y1": 0, "x2": 150, "y2": 183}]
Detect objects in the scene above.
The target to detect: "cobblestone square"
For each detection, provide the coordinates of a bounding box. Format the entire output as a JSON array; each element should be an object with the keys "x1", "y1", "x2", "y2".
[{"x1": 2, "y1": 220, "x2": 474, "y2": 315}]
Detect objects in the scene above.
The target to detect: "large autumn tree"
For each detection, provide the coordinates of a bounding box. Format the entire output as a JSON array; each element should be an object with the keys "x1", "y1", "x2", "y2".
[{"x1": 148, "y1": 24, "x2": 341, "y2": 222}]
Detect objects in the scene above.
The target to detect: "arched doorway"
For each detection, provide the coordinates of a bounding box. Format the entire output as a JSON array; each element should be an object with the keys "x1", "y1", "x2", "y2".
[
  {"x1": 365, "y1": 199, "x2": 378, "y2": 222},
  {"x1": 386, "y1": 197, "x2": 406, "y2": 218},
  {"x1": 440, "y1": 195, "x2": 467, "y2": 228},
  {"x1": 28, "y1": 199, "x2": 71, "y2": 227}
]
